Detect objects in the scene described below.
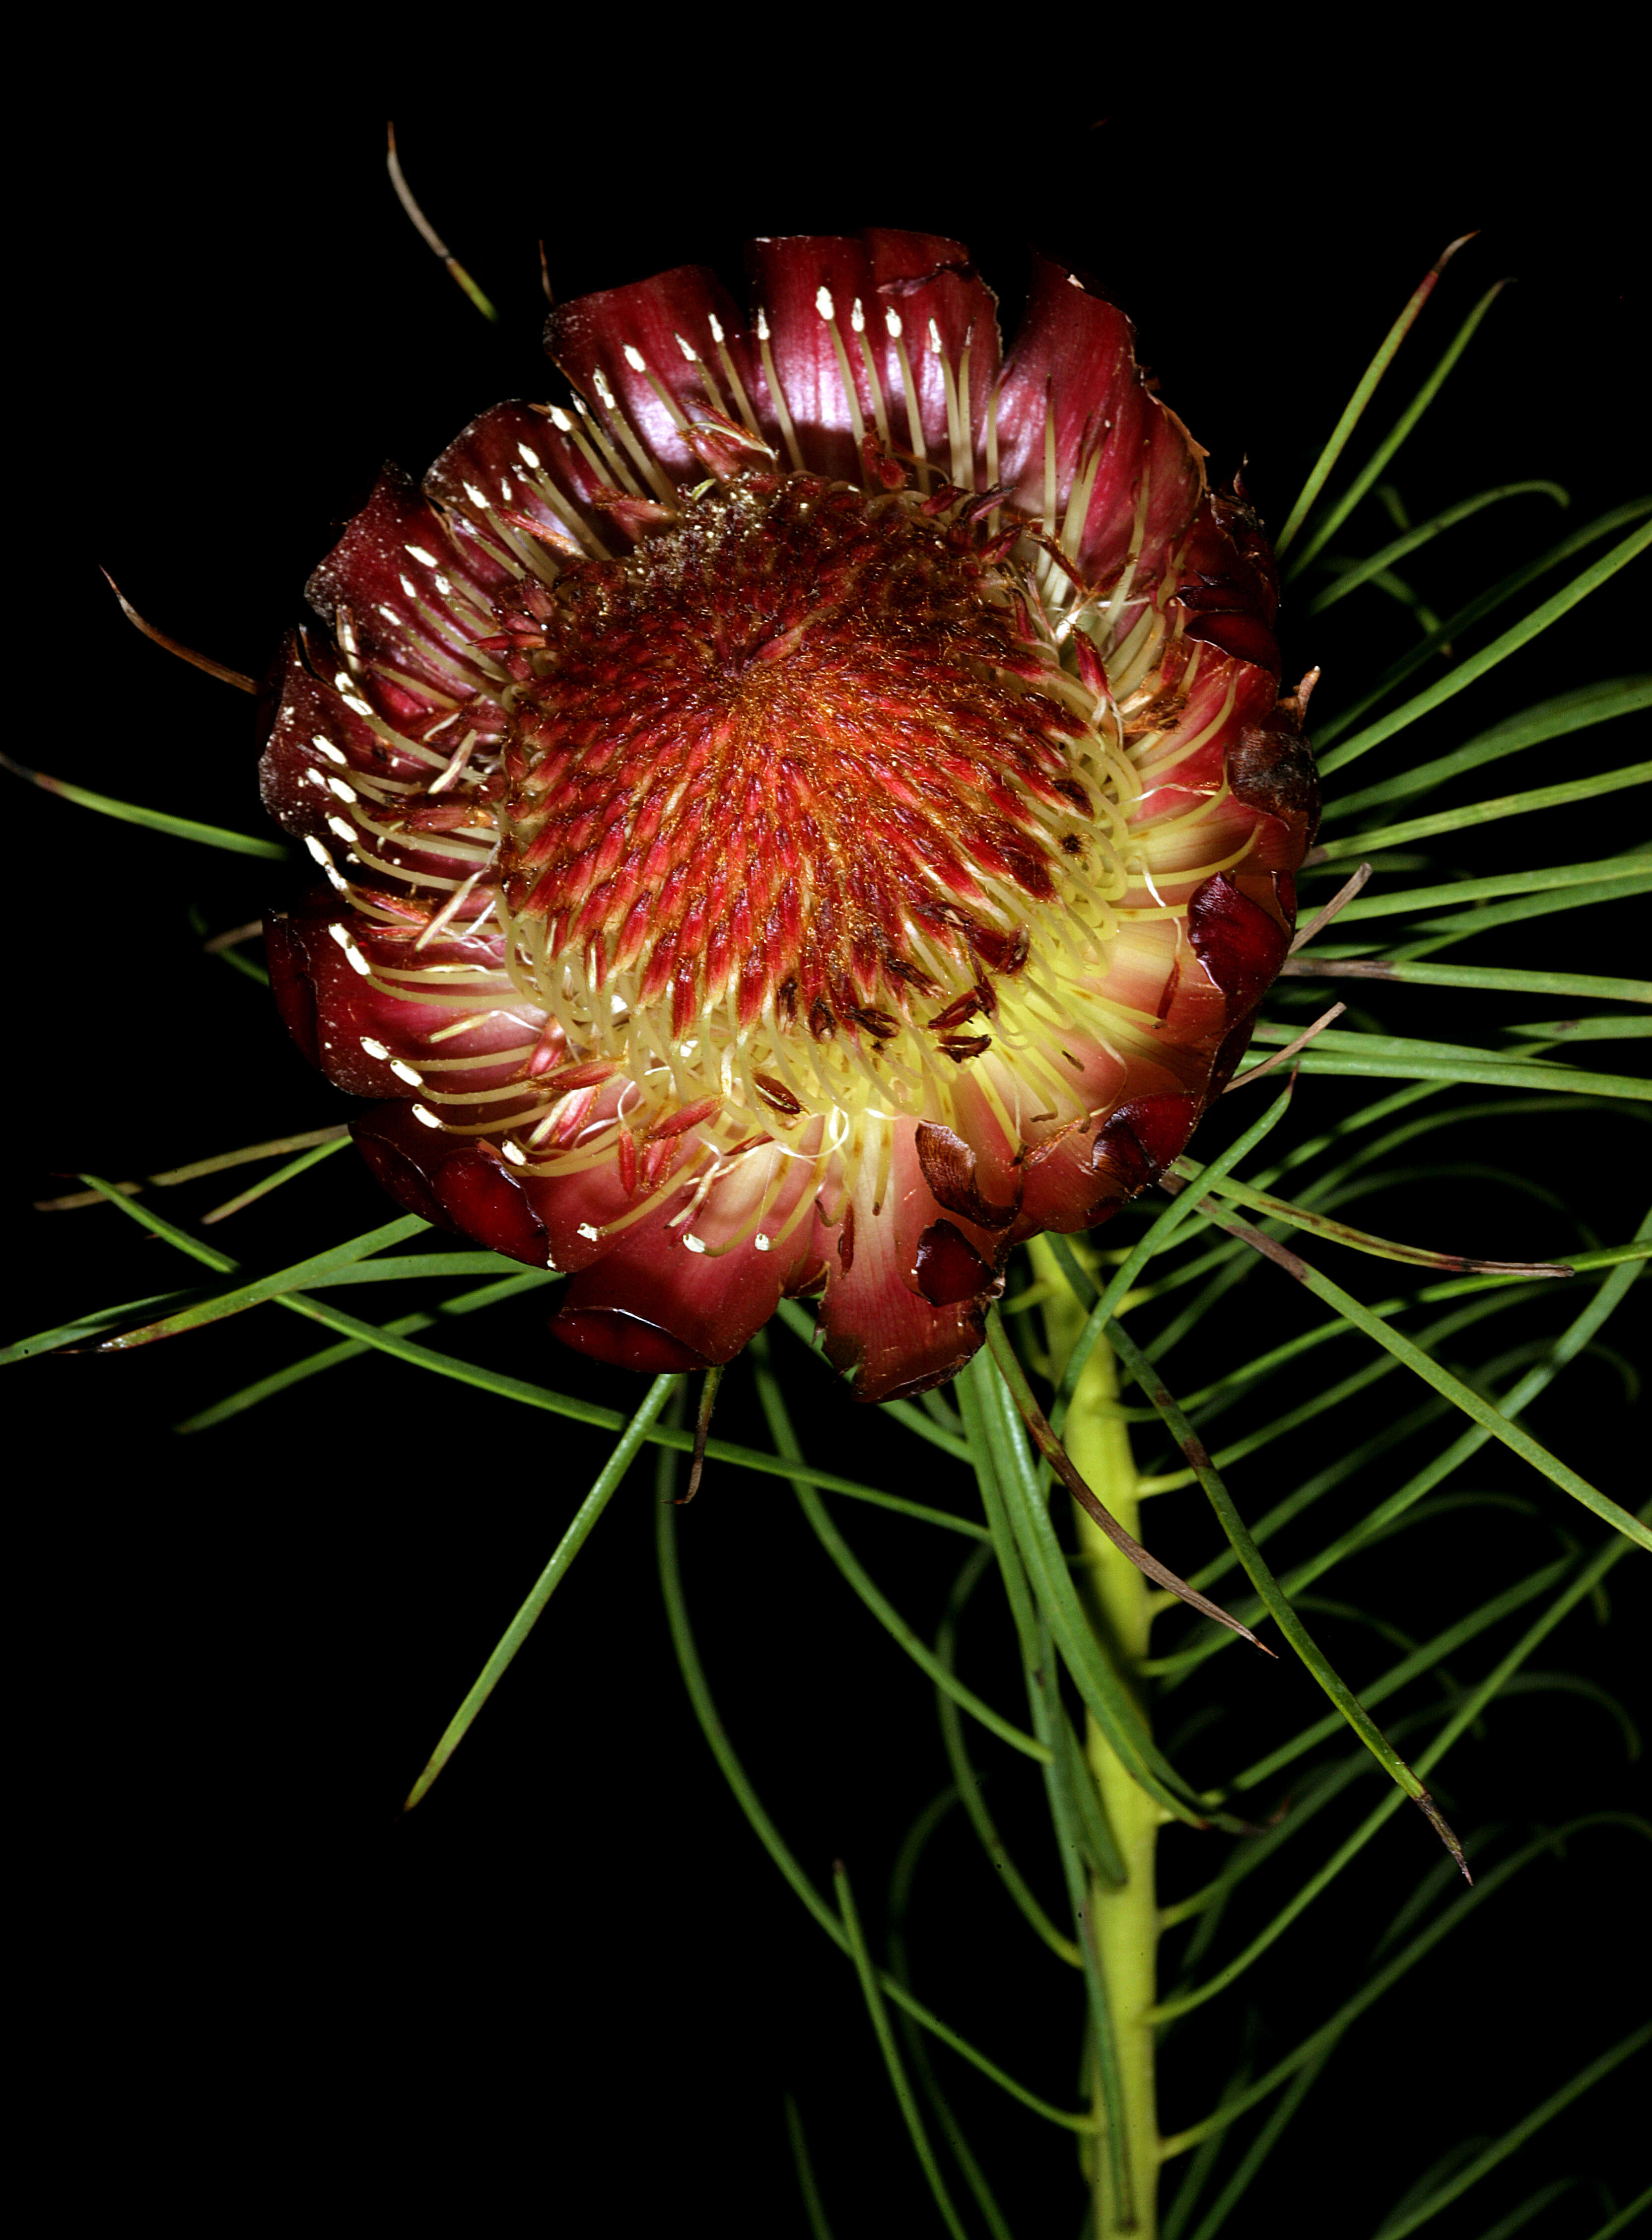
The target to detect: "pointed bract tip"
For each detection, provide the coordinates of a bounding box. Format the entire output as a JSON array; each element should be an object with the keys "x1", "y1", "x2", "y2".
[
  {"x1": 1416, "y1": 1790, "x2": 1472, "y2": 1881},
  {"x1": 1435, "y1": 230, "x2": 1480, "y2": 273},
  {"x1": 99, "y1": 568, "x2": 256, "y2": 693}
]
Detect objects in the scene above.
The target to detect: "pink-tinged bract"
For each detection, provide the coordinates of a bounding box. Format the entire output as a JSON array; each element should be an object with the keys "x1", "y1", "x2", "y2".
[{"x1": 260, "y1": 231, "x2": 1318, "y2": 1401}]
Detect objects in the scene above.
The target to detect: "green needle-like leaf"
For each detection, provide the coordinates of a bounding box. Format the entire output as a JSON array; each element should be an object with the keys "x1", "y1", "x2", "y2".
[
  {"x1": 833, "y1": 1862, "x2": 970, "y2": 2240},
  {"x1": 198, "y1": 1133, "x2": 350, "y2": 1222},
  {"x1": 1327, "y1": 675, "x2": 1652, "y2": 814},
  {"x1": 1171, "y1": 1243, "x2": 1650, "y2": 1662},
  {"x1": 1030, "y1": 1605, "x2": 1134, "y2": 2234},
  {"x1": 3, "y1": 1288, "x2": 204, "y2": 1365},
  {"x1": 1047, "y1": 1082, "x2": 1298, "y2": 1436},
  {"x1": 654, "y1": 1465, "x2": 1095, "y2": 2134},
  {"x1": 1164, "y1": 1159, "x2": 1575, "y2": 1279},
  {"x1": 1390, "y1": 882, "x2": 1652, "y2": 961},
  {"x1": 783, "y1": 2097, "x2": 836, "y2": 2240},
  {"x1": 933, "y1": 1548, "x2": 1084, "y2": 1962},
  {"x1": 1275, "y1": 235, "x2": 1473, "y2": 558},
  {"x1": 1278, "y1": 958, "x2": 1650, "y2": 1004},
  {"x1": 1315, "y1": 518, "x2": 1652, "y2": 775},
  {"x1": 751, "y1": 1335, "x2": 1052, "y2": 1765},
  {"x1": 1311, "y1": 499, "x2": 1651, "y2": 749},
  {"x1": 1185, "y1": 2029, "x2": 1345, "y2": 2240},
  {"x1": 1224, "y1": 1555, "x2": 1572, "y2": 1795},
  {"x1": 1309, "y1": 759, "x2": 1650, "y2": 859},
  {"x1": 886, "y1": 1795, "x2": 1021, "y2": 2240},
  {"x1": 1517, "y1": 1016, "x2": 1651, "y2": 1042},
  {"x1": 1369, "y1": 2023, "x2": 1652, "y2": 2240},
  {"x1": 1160, "y1": 2060, "x2": 1253, "y2": 2240},
  {"x1": 1306, "y1": 480, "x2": 1568, "y2": 615},
  {"x1": 1331, "y1": 852, "x2": 1650, "y2": 925},
  {"x1": 1090, "y1": 1306, "x2": 1470, "y2": 1874},
  {"x1": 1150, "y1": 1508, "x2": 1645, "y2": 2020},
  {"x1": 1583, "y1": 2186, "x2": 1652, "y2": 2240},
  {"x1": 91, "y1": 1214, "x2": 443, "y2": 1346},
  {"x1": 1286, "y1": 280, "x2": 1506, "y2": 577},
  {"x1": 61, "y1": 1190, "x2": 987, "y2": 1524},
  {"x1": 403, "y1": 1370, "x2": 682, "y2": 1810},
  {"x1": 33, "y1": 1126, "x2": 352, "y2": 1214},
  {"x1": 1159, "y1": 1816, "x2": 1652, "y2": 2161},
  {"x1": 0, "y1": 746, "x2": 290, "y2": 856},
  {"x1": 1239, "y1": 1027, "x2": 1650, "y2": 1101},
  {"x1": 173, "y1": 1271, "x2": 559, "y2": 1430},
  {"x1": 1193, "y1": 1197, "x2": 1649, "y2": 1549},
  {"x1": 965, "y1": 1355, "x2": 1227, "y2": 1831}
]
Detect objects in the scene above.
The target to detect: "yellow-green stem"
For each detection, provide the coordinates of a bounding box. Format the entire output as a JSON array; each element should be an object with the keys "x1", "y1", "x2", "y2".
[{"x1": 1033, "y1": 1237, "x2": 1159, "y2": 2239}]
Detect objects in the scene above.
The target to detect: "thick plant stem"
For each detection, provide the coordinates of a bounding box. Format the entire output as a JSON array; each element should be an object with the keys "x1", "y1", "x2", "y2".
[{"x1": 1033, "y1": 1237, "x2": 1159, "y2": 2239}]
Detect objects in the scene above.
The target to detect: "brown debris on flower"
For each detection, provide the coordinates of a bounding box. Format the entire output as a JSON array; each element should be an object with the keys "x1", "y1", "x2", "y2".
[{"x1": 259, "y1": 231, "x2": 1316, "y2": 1400}]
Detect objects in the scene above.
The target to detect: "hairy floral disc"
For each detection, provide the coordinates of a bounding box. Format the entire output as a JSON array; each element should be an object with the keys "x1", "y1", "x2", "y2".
[{"x1": 497, "y1": 470, "x2": 1133, "y2": 1139}]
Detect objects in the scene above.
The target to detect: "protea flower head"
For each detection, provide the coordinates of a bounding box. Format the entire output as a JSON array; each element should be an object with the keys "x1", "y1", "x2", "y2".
[{"x1": 260, "y1": 231, "x2": 1318, "y2": 1401}]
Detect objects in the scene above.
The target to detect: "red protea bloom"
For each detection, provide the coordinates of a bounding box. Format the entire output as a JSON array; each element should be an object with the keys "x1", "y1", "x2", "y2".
[{"x1": 260, "y1": 231, "x2": 1317, "y2": 1401}]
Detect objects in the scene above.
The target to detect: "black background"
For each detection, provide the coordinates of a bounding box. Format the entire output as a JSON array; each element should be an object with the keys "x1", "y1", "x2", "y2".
[{"x1": 15, "y1": 61, "x2": 1647, "y2": 2234}]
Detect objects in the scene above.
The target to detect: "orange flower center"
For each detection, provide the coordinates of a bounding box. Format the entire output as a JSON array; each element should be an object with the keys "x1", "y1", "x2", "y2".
[{"x1": 499, "y1": 474, "x2": 1125, "y2": 1081}]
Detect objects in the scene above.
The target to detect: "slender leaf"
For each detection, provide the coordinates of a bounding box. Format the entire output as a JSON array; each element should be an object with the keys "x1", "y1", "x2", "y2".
[
  {"x1": 1163, "y1": 1161, "x2": 1574, "y2": 1279},
  {"x1": 1047, "y1": 1081, "x2": 1297, "y2": 1436},
  {"x1": 1226, "y1": 1556, "x2": 1573, "y2": 1795},
  {"x1": 174, "y1": 1271, "x2": 559, "y2": 1430},
  {"x1": 1190, "y1": 1193, "x2": 1650, "y2": 1549},
  {"x1": 1370, "y1": 2024, "x2": 1652, "y2": 2240},
  {"x1": 653, "y1": 1466, "x2": 1095, "y2": 2134},
  {"x1": 402, "y1": 1371, "x2": 681, "y2": 1810},
  {"x1": 933, "y1": 1548, "x2": 1083, "y2": 1963},
  {"x1": 1159, "y1": 1816, "x2": 1652, "y2": 2159},
  {"x1": 1331, "y1": 853, "x2": 1650, "y2": 925},
  {"x1": 1392, "y1": 873, "x2": 1652, "y2": 962},
  {"x1": 1583, "y1": 2186, "x2": 1652, "y2": 2240},
  {"x1": 783, "y1": 2097, "x2": 836, "y2": 2240},
  {"x1": 1148, "y1": 1516, "x2": 1644, "y2": 2021},
  {"x1": 1238, "y1": 1029, "x2": 1650, "y2": 1101},
  {"x1": 1310, "y1": 759, "x2": 1650, "y2": 860},
  {"x1": 1175, "y1": 1237, "x2": 1651, "y2": 1646},
  {"x1": 887, "y1": 1792, "x2": 1020, "y2": 2240},
  {"x1": 833, "y1": 1861, "x2": 969, "y2": 2240},
  {"x1": 1186, "y1": 2029, "x2": 1345, "y2": 2240},
  {"x1": 1306, "y1": 480, "x2": 1568, "y2": 615},
  {"x1": 64, "y1": 1197, "x2": 988, "y2": 1526},
  {"x1": 1092, "y1": 1306, "x2": 1469, "y2": 1873},
  {"x1": 752, "y1": 1333, "x2": 1051, "y2": 1764},
  {"x1": 1031, "y1": 1604, "x2": 1134, "y2": 2235},
  {"x1": 199, "y1": 1133, "x2": 350, "y2": 1222},
  {"x1": 93, "y1": 1214, "x2": 442, "y2": 1346},
  {"x1": 1275, "y1": 235, "x2": 1473, "y2": 558},
  {"x1": 3, "y1": 1288, "x2": 203, "y2": 1365},
  {"x1": 1287, "y1": 279, "x2": 1506, "y2": 576},
  {"x1": 1328, "y1": 675, "x2": 1652, "y2": 815},
  {"x1": 1312, "y1": 499, "x2": 1652, "y2": 749},
  {"x1": 1315, "y1": 518, "x2": 1652, "y2": 775},
  {"x1": 1277, "y1": 957, "x2": 1651, "y2": 1004},
  {"x1": 966, "y1": 1356, "x2": 1226, "y2": 1831},
  {"x1": 0, "y1": 745, "x2": 289, "y2": 857}
]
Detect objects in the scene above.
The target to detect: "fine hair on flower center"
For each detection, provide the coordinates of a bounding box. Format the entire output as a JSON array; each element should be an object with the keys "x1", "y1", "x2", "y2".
[{"x1": 497, "y1": 469, "x2": 1136, "y2": 1138}]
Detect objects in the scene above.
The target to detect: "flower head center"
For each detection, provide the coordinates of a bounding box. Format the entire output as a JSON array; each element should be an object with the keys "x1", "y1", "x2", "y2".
[{"x1": 496, "y1": 469, "x2": 1130, "y2": 1131}]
